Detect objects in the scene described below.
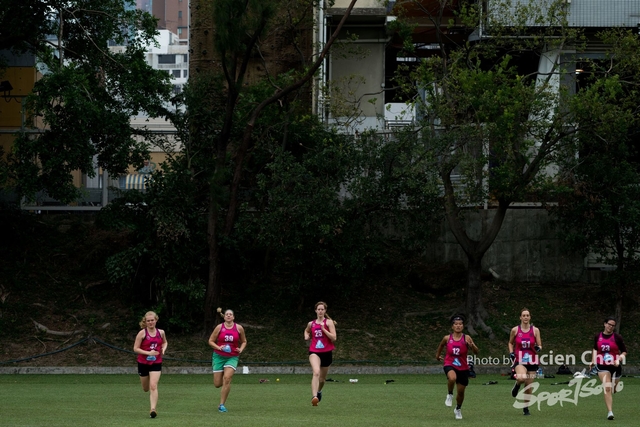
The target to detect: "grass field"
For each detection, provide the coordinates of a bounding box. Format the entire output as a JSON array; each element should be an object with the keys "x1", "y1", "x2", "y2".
[{"x1": 0, "y1": 374, "x2": 637, "y2": 426}]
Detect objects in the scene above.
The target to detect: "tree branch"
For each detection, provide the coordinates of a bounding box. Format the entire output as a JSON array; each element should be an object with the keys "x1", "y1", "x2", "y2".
[{"x1": 224, "y1": 0, "x2": 360, "y2": 235}]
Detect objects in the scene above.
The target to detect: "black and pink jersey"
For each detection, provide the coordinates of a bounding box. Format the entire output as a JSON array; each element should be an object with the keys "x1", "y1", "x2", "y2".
[
  {"x1": 444, "y1": 334, "x2": 468, "y2": 370},
  {"x1": 309, "y1": 319, "x2": 335, "y2": 353},
  {"x1": 594, "y1": 332, "x2": 625, "y2": 365},
  {"x1": 514, "y1": 325, "x2": 538, "y2": 365},
  {"x1": 136, "y1": 328, "x2": 164, "y2": 365}
]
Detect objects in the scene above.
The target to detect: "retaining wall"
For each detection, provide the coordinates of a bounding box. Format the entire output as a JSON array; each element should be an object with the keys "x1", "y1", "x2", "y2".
[{"x1": 424, "y1": 208, "x2": 587, "y2": 283}]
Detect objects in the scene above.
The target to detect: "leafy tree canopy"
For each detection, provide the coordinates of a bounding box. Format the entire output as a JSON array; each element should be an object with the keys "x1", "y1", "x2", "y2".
[
  {"x1": 390, "y1": 0, "x2": 581, "y2": 335},
  {"x1": 552, "y1": 30, "x2": 640, "y2": 327},
  {"x1": 2, "y1": 0, "x2": 172, "y2": 202}
]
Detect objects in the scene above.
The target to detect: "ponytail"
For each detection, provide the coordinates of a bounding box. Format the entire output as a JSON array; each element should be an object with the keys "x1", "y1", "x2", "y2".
[{"x1": 217, "y1": 307, "x2": 234, "y2": 319}]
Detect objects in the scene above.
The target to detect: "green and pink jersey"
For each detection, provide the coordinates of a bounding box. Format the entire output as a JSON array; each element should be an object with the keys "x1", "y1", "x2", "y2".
[{"x1": 214, "y1": 323, "x2": 241, "y2": 357}]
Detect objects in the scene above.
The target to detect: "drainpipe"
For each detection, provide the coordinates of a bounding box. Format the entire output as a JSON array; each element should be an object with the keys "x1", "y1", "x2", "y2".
[{"x1": 101, "y1": 169, "x2": 109, "y2": 207}]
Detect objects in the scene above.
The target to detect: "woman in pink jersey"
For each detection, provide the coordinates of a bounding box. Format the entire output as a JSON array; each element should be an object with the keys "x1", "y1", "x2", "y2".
[
  {"x1": 208, "y1": 308, "x2": 247, "y2": 413},
  {"x1": 304, "y1": 301, "x2": 337, "y2": 406},
  {"x1": 588, "y1": 316, "x2": 627, "y2": 420},
  {"x1": 435, "y1": 314, "x2": 479, "y2": 420},
  {"x1": 508, "y1": 307, "x2": 542, "y2": 416},
  {"x1": 133, "y1": 311, "x2": 168, "y2": 418}
]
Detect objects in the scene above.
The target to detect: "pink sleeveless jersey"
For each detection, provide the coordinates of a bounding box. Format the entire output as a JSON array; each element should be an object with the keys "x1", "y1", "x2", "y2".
[
  {"x1": 309, "y1": 319, "x2": 335, "y2": 353},
  {"x1": 214, "y1": 323, "x2": 240, "y2": 357},
  {"x1": 443, "y1": 334, "x2": 469, "y2": 370},
  {"x1": 136, "y1": 328, "x2": 164, "y2": 365},
  {"x1": 595, "y1": 333, "x2": 620, "y2": 365},
  {"x1": 514, "y1": 325, "x2": 538, "y2": 365}
]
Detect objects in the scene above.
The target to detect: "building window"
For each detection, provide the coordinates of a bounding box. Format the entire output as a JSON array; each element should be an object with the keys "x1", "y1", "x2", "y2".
[
  {"x1": 183, "y1": 70, "x2": 188, "y2": 78},
  {"x1": 183, "y1": 54, "x2": 188, "y2": 62},
  {"x1": 172, "y1": 70, "x2": 181, "y2": 78},
  {"x1": 158, "y1": 54, "x2": 176, "y2": 64},
  {"x1": 178, "y1": 11, "x2": 182, "y2": 19}
]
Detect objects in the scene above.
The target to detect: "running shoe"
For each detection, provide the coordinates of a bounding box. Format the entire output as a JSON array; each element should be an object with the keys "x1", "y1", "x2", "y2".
[
  {"x1": 614, "y1": 380, "x2": 622, "y2": 393},
  {"x1": 523, "y1": 407, "x2": 530, "y2": 416},
  {"x1": 150, "y1": 410, "x2": 157, "y2": 419},
  {"x1": 218, "y1": 404, "x2": 227, "y2": 413},
  {"x1": 317, "y1": 390, "x2": 322, "y2": 402},
  {"x1": 511, "y1": 382, "x2": 521, "y2": 398},
  {"x1": 445, "y1": 393, "x2": 453, "y2": 407},
  {"x1": 311, "y1": 396, "x2": 319, "y2": 406},
  {"x1": 607, "y1": 411, "x2": 614, "y2": 420},
  {"x1": 454, "y1": 408, "x2": 462, "y2": 420}
]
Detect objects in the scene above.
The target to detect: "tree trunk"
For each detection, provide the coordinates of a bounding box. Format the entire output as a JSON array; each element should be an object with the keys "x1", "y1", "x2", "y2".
[
  {"x1": 614, "y1": 292, "x2": 622, "y2": 334},
  {"x1": 190, "y1": 0, "x2": 220, "y2": 333},
  {"x1": 189, "y1": 0, "x2": 216, "y2": 76},
  {"x1": 204, "y1": 188, "x2": 222, "y2": 333},
  {"x1": 465, "y1": 256, "x2": 495, "y2": 339},
  {"x1": 195, "y1": 0, "x2": 360, "y2": 333},
  {"x1": 441, "y1": 168, "x2": 509, "y2": 337},
  {"x1": 613, "y1": 269, "x2": 624, "y2": 335},
  {"x1": 613, "y1": 228, "x2": 624, "y2": 334}
]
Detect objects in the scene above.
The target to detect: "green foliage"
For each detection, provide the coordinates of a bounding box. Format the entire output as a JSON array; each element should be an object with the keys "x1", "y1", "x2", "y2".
[
  {"x1": 393, "y1": 2, "x2": 575, "y2": 209},
  {"x1": 6, "y1": 0, "x2": 172, "y2": 203},
  {"x1": 382, "y1": 0, "x2": 584, "y2": 329},
  {"x1": 102, "y1": 96, "x2": 441, "y2": 322},
  {"x1": 98, "y1": 164, "x2": 209, "y2": 331},
  {"x1": 0, "y1": 0, "x2": 51, "y2": 51},
  {"x1": 392, "y1": 0, "x2": 580, "y2": 204},
  {"x1": 213, "y1": 0, "x2": 277, "y2": 70},
  {"x1": 0, "y1": 146, "x2": 9, "y2": 191},
  {"x1": 552, "y1": 30, "x2": 640, "y2": 277},
  {"x1": 87, "y1": 0, "x2": 442, "y2": 326},
  {"x1": 233, "y1": 118, "x2": 441, "y2": 302}
]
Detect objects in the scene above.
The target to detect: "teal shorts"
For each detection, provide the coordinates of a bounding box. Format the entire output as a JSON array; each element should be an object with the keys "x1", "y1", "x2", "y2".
[{"x1": 212, "y1": 352, "x2": 239, "y2": 372}]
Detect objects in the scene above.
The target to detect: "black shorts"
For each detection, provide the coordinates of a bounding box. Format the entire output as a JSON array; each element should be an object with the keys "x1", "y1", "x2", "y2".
[
  {"x1": 596, "y1": 364, "x2": 622, "y2": 378},
  {"x1": 138, "y1": 362, "x2": 162, "y2": 377},
  {"x1": 443, "y1": 366, "x2": 469, "y2": 387},
  {"x1": 515, "y1": 363, "x2": 539, "y2": 372},
  {"x1": 309, "y1": 351, "x2": 333, "y2": 367}
]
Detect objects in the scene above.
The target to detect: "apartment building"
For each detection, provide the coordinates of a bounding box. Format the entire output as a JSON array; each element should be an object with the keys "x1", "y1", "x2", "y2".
[
  {"x1": 137, "y1": 0, "x2": 189, "y2": 43},
  {"x1": 321, "y1": 0, "x2": 640, "y2": 133}
]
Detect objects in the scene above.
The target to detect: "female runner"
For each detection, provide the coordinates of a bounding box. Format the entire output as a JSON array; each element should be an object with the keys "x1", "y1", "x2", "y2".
[
  {"x1": 133, "y1": 311, "x2": 168, "y2": 418},
  {"x1": 435, "y1": 314, "x2": 479, "y2": 420},
  {"x1": 589, "y1": 316, "x2": 627, "y2": 420},
  {"x1": 208, "y1": 308, "x2": 247, "y2": 413},
  {"x1": 304, "y1": 301, "x2": 337, "y2": 406},
  {"x1": 508, "y1": 308, "x2": 542, "y2": 416}
]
